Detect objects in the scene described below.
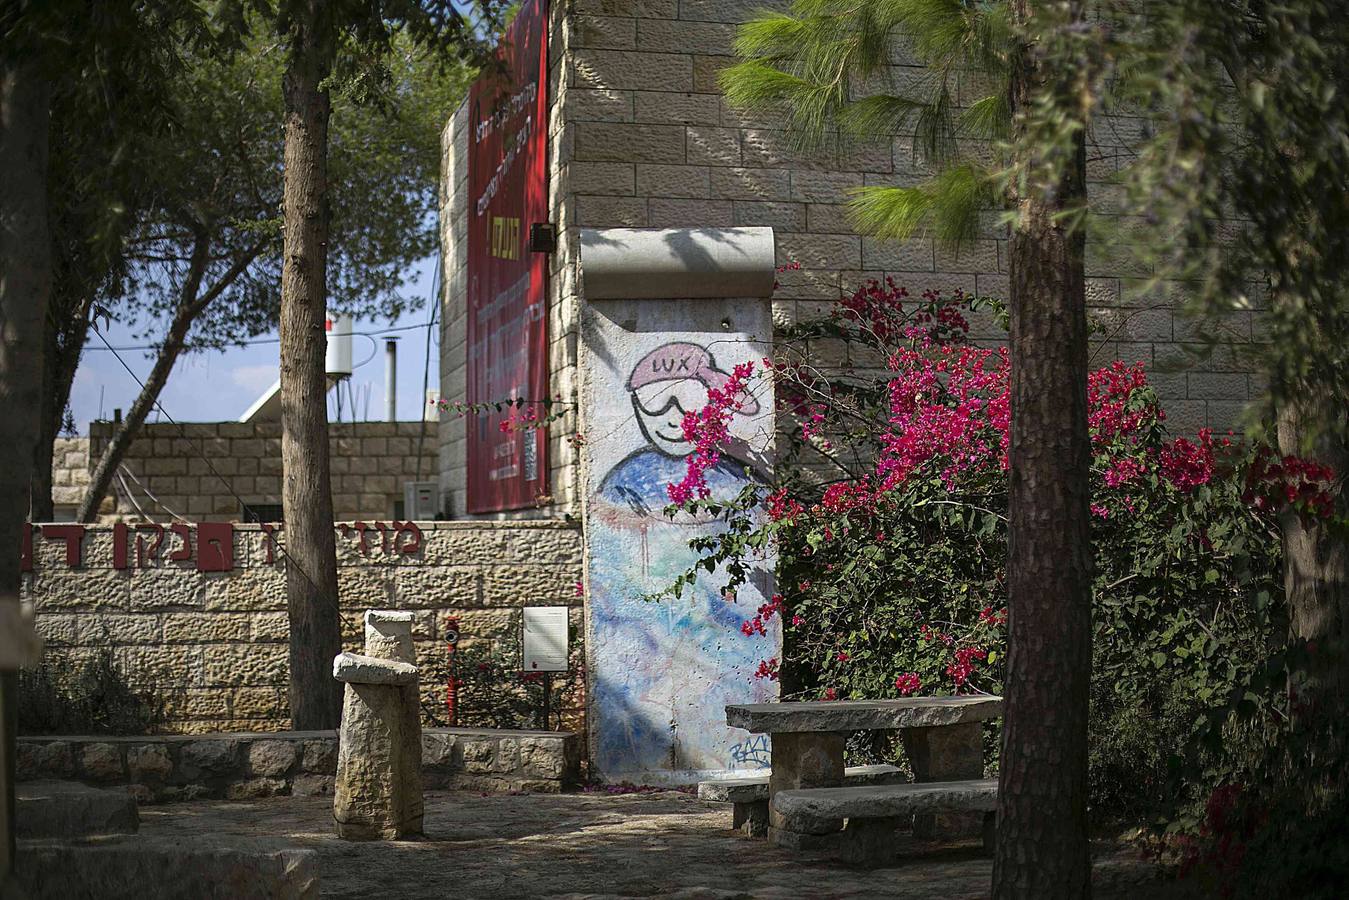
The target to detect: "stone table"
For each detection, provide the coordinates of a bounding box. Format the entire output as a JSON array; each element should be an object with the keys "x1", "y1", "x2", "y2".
[{"x1": 725, "y1": 696, "x2": 1003, "y2": 837}]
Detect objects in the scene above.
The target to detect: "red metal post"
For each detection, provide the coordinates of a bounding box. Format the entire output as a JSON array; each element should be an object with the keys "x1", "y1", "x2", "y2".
[{"x1": 444, "y1": 615, "x2": 460, "y2": 726}]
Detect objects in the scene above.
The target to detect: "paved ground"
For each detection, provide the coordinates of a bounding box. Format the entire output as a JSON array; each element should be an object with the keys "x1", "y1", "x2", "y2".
[{"x1": 137, "y1": 789, "x2": 1180, "y2": 899}]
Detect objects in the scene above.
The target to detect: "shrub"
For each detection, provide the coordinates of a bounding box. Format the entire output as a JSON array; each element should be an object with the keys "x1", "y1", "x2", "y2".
[
  {"x1": 19, "y1": 646, "x2": 169, "y2": 736},
  {"x1": 659, "y1": 280, "x2": 1333, "y2": 821},
  {"x1": 418, "y1": 619, "x2": 584, "y2": 732}
]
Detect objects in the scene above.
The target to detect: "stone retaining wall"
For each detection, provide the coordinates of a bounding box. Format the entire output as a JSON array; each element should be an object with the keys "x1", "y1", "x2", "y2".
[
  {"x1": 23, "y1": 521, "x2": 584, "y2": 734},
  {"x1": 17, "y1": 728, "x2": 582, "y2": 802},
  {"x1": 51, "y1": 420, "x2": 439, "y2": 523}
]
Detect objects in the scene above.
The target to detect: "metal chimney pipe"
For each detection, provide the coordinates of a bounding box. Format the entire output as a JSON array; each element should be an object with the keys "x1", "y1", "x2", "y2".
[{"x1": 384, "y1": 338, "x2": 398, "y2": 423}]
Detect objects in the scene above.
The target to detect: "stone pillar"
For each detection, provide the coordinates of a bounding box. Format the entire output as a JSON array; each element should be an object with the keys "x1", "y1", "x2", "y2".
[
  {"x1": 577, "y1": 227, "x2": 780, "y2": 784},
  {"x1": 332, "y1": 610, "x2": 423, "y2": 840},
  {"x1": 901, "y1": 722, "x2": 984, "y2": 839},
  {"x1": 767, "y1": 732, "x2": 846, "y2": 833}
]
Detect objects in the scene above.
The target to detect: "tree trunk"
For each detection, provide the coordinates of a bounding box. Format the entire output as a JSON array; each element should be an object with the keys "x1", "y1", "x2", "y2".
[
  {"x1": 0, "y1": 54, "x2": 52, "y2": 883},
  {"x1": 280, "y1": 0, "x2": 342, "y2": 730},
  {"x1": 994, "y1": 2, "x2": 1093, "y2": 897},
  {"x1": 30, "y1": 308, "x2": 63, "y2": 522},
  {"x1": 32, "y1": 283, "x2": 97, "y2": 522},
  {"x1": 74, "y1": 237, "x2": 262, "y2": 524},
  {"x1": 77, "y1": 237, "x2": 209, "y2": 523},
  {"x1": 1277, "y1": 401, "x2": 1349, "y2": 712}
]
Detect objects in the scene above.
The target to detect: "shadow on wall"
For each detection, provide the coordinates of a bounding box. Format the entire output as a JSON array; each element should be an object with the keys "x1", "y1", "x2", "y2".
[{"x1": 19, "y1": 644, "x2": 174, "y2": 736}]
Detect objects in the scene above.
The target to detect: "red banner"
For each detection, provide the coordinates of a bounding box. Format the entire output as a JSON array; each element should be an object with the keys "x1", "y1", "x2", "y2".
[{"x1": 466, "y1": 0, "x2": 550, "y2": 512}]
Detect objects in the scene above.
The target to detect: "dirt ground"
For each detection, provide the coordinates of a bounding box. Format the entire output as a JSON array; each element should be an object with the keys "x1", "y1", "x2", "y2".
[{"x1": 136, "y1": 789, "x2": 1178, "y2": 899}]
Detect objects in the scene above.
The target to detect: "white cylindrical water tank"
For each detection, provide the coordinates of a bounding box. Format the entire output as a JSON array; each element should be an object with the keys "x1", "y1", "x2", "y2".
[{"x1": 325, "y1": 313, "x2": 353, "y2": 376}]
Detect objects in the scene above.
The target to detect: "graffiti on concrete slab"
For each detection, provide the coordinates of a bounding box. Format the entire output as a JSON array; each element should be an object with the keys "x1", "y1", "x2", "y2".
[{"x1": 587, "y1": 334, "x2": 778, "y2": 779}]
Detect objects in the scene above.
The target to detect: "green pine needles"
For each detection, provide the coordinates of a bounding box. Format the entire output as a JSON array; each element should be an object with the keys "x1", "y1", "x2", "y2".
[{"x1": 720, "y1": 0, "x2": 1013, "y2": 250}]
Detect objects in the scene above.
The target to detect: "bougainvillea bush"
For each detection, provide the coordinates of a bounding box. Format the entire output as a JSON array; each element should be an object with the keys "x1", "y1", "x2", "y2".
[{"x1": 660, "y1": 278, "x2": 1337, "y2": 820}]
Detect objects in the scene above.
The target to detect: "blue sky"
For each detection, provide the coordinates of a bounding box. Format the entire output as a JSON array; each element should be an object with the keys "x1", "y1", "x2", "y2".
[{"x1": 68, "y1": 255, "x2": 441, "y2": 432}]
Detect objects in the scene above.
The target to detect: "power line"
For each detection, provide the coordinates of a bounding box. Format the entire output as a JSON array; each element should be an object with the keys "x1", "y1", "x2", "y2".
[
  {"x1": 85, "y1": 320, "x2": 434, "y2": 353},
  {"x1": 415, "y1": 244, "x2": 442, "y2": 484},
  {"x1": 90, "y1": 328, "x2": 328, "y2": 599}
]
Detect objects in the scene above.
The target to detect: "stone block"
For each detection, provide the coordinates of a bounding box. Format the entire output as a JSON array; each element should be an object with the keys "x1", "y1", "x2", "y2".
[
  {"x1": 30, "y1": 569, "x2": 130, "y2": 612},
  {"x1": 127, "y1": 744, "x2": 173, "y2": 782},
  {"x1": 421, "y1": 732, "x2": 459, "y2": 769},
  {"x1": 17, "y1": 781, "x2": 139, "y2": 839},
  {"x1": 494, "y1": 738, "x2": 521, "y2": 773},
  {"x1": 252, "y1": 612, "x2": 289, "y2": 642},
  {"x1": 789, "y1": 170, "x2": 862, "y2": 204},
  {"x1": 692, "y1": 54, "x2": 730, "y2": 93},
  {"x1": 392, "y1": 566, "x2": 478, "y2": 608},
  {"x1": 862, "y1": 236, "x2": 934, "y2": 271},
  {"x1": 648, "y1": 198, "x2": 734, "y2": 228},
  {"x1": 292, "y1": 774, "x2": 335, "y2": 797},
  {"x1": 332, "y1": 651, "x2": 418, "y2": 686},
  {"x1": 633, "y1": 91, "x2": 721, "y2": 126},
  {"x1": 902, "y1": 721, "x2": 985, "y2": 840},
  {"x1": 479, "y1": 565, "x2": 575, "y2": 607},
  {"x1": 334, "y1": 681, "x2": 423, "y2": 840},
  {"x1": 734, "y1": 200, "x2": 806, "y2": 230},
  {"x1": 34, "y1": 613, "x2": 78, "y2": 646},
  {"x1": 27, "y1": 741, "x2": 75, "y2": 779},
  {"x1": 573, "y1": 49, "x2": 692, "y2": 92},
  {"x1": 203, "y1": 643, "x2": 285, "y2": 687},
  {"x1": 709, "y1": 166, "x2": 790, "y2": 201},
  {"x1": 636, "y1": 18, "x2": 736, "y2": 55},
  {"x1": 227, "y1": 776, "x2": 288, "y2": 799},
  {"x1": 685, "y1": 125, "x2": 740, "y2": 166},
  {"x1": 248, "y1": 740, "x2": 299, "y2": 777},
  {"x1": 180, "y1": 738, "x2": 240, "y2": 776},
  {"x1": 1187, "y1": 373, "x2": 1249, "y2": 400},
  {"x1": 566, "y1": 161, "x2": 637, "y2": 199},
  {"x1": 565, "y1": 87, "x2": 636, "y2": 123},
  {"x1": 17, "y1": 837, "x2": 321, "y2": 898},
  {"x1": 127, "y1": 569, "x2": 205, "y2": 612},
  {"x1": 743, "y1": 129, "x2": 834, "y2": 169},
  {"x1": 635, "y1": 163, "x2": 709, "y2": 198},
  {"x1": 776, "y1": 232, "x2": 861, "y2": 270},
  {"x1": 460, "y1": 739, "x2": 496, "y2": 774},
  {"x1": 575, "y1": 194, "x2": 648, "y2": 227},
  {"x1": 679, "y1": 0, "x2": 765, "y2": 22},
  {"x1": 519, "y1": 737, "x2": 565, "y2": 780},
  {"x1": 302, "y1": 740, "x2": 338, "y2": 775},
  {"x1": 571, "y1": 0, "x2": 676, "y2": 17},
  {"x1": 81, "y1": 742, "x2": 126, "y2": 782},
  {"x1": 161, "y1": 612, "x2": 250, "y2": 643}
]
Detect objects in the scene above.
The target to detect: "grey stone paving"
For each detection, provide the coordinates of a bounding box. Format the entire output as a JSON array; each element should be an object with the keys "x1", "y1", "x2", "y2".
[{"x1": 135, "y1": 789, "x2": 1181, "y2": 899}]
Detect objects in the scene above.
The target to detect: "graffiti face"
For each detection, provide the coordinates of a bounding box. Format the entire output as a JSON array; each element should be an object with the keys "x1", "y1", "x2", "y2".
[
  {"x1": 626, "y1": 343, "x2": 760, "y2": 459},
  {"x1": 631, "y1": 380, "x2": 702, "y2": 456}
]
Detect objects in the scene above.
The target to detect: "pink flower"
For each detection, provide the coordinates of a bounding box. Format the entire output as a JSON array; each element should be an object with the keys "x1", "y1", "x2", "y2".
[{"x1": 894, "y1": 673, "x2": 921, "y2": 695}]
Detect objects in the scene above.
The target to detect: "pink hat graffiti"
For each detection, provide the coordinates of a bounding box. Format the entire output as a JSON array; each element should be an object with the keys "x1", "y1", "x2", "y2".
[{"x1": 627, "y1": 342, "x2": 760, "y2": 415}]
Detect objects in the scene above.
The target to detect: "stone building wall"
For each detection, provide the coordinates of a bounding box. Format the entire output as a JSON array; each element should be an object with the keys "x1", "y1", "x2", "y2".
[
  {"x1": 50, "y1": 437, "x2": 92, "y2": 516},
  {"x1": 50, "y1": 421, "x2": 439, "y2": 523},
  {"x1": 438, "y1": 0, "x2": 1263, "y2": 508},
  {"x1": 23, "y1": 521, "x2": 584, "y2": 735},
  {"x1": 439, "y1": 0, "x2": 581, "y2": 520}
]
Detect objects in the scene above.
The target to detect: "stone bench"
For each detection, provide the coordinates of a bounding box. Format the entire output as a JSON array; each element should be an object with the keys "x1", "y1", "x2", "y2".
[
  {"x1": 725, "y1": 696, "x2": 1002, "y2": 839},
  {"x1": 697, "y1": 764, "x2": 904, "y2": 837},
  {"x1": 770, "y1": 778, "x2": 999, "y2": 864}
]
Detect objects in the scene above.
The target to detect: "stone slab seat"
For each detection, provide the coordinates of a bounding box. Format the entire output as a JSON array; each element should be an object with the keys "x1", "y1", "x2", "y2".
[
  {"x1": 769, "y1": 778, "x2": 999, "y2": 864},
  {"x1": 17, "y1": 780, "x2": 139, "y2": 839},
  {"x1": 697, "y1": 764, "x2": 905, "y2": 804},
  {"x1": 698, "y1": 764, "x2": 905, "y2": 837},
  {"x1": 725, "y1": 696, "x2": 1002, "y2": 734}
]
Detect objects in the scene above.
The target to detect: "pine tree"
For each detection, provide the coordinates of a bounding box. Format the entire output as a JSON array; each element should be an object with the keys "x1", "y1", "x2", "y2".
[{"x1": 723, "y1": 2, "x2": 1095, "y2": 894}]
